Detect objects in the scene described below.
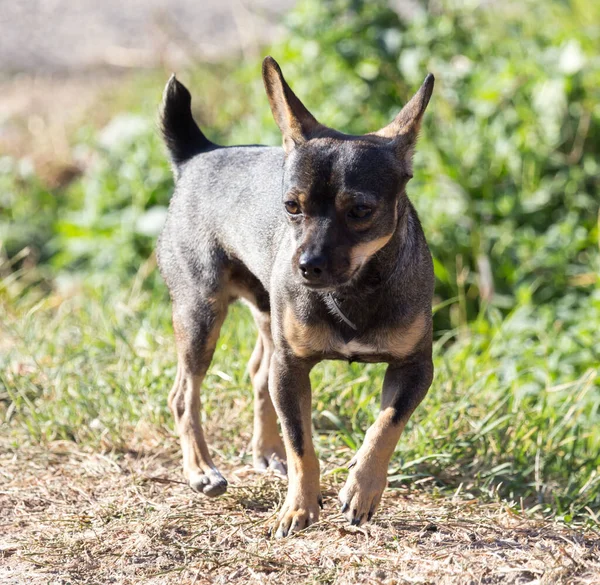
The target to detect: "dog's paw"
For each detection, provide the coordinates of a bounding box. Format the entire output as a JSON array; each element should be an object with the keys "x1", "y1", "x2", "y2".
[
  {"x1": 188, "y1": 469, "x2": 228, "y2": 497},
  {"x1": 339, "y1": 463, "x2": 387, "y2": 526},
  {"x1": 273, "y1": 493, "x2": 322, "y2": 538},
  {"x1": 253, "y1": 444, "x2": 287, "y2": 475}
]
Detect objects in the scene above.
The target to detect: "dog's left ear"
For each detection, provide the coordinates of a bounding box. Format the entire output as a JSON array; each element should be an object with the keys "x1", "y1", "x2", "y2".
[
  {"x1": 372, "y1": 74, "x2": 435, "y2": 175},
  {"x1": 262, "y1": 56, "x2": 322, "y2": 153}
]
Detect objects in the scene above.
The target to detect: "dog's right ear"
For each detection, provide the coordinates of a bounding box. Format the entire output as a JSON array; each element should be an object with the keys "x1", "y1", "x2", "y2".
[
  {"x1": 371, "y1": 74, "x2": 434, "y2": 176},
  {"x1": 262, "y1": 56, "x2": 321, "y2": 153}
]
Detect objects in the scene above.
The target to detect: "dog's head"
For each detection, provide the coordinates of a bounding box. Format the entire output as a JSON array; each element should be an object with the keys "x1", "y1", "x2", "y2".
[{"x1": 262, "y1": 56, "x2": 434, "y2": 290}]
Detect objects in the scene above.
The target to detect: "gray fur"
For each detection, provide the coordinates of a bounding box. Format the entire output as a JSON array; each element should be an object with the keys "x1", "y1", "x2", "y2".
[{"x1": 156, "y1": 58, "x2": 436, "y2": 535}]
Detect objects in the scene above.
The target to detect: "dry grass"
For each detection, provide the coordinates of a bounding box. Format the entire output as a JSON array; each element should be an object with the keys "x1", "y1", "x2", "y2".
[{"x1": 2, "y1": 438, "x2": 599, "y2": 585}]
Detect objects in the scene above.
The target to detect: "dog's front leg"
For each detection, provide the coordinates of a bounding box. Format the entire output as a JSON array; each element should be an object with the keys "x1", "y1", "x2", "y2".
[
  {"x1": 339, "y1": 356, "x2": 433, "y2": 526},
  {"x1": 269, "y1": 351, "x2": 321, "y2": 538}
]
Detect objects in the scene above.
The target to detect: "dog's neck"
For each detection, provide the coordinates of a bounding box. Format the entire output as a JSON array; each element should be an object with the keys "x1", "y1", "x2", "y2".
[{"x1": 324, "y1": 203, "x2": 414, "y2": 332}]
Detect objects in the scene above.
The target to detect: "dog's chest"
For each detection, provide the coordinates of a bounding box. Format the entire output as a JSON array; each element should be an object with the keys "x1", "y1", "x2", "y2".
[
  {"x1": 332, "y1": 338, "x2": 380, "y2": 359},
  {"x1": 283, "y1": 306, "x2": 426, "y2": 362}
]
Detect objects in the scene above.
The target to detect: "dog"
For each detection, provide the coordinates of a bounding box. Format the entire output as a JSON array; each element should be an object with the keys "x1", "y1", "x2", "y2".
[{"x1": 156, "y1": 56, "x2": 434, "y2": 538}]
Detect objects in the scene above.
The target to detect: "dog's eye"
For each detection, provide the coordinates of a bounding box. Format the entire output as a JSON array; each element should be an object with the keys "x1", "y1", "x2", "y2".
[
  {"x1": 285, "y1": 201, "x2": 301, "y2": 215},
  {"x1": 348, "y1": 205, "x2": 372, "y2": 220}
]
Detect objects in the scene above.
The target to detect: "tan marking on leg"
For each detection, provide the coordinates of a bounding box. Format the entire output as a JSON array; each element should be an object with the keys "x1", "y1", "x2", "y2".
[
  {"x1": 169, "y1": 311, "x2": 227, "y2": 496},
  {"x1": 250, "y1": 310, "x2": 286, "y2": 473},
  {"x1": 355, "y1": 407, "x2": 407, "y2": 471},
  {"x1": 168, "y1": 366, "x2": 215, "y2": 474},
  {"x1": 275, "y1": 436, "x2": 321, "y2": 538},
  {"x1": 287, "y1": 450, "x2": 320, "y2": 497},
  {"x1": 283, "y1": 306, "x2": 335, "y2": 358},
  {"x1": 339, "y1": 407, "x2": 408, "y2": 525},
  {"x1": 270, "y1": 353, "x2": 321, "y2": 537},
  {"x1": 248, "y1": 335, "x2": 263, "y2": 381},
  {"x1": 205, "y1": 300, "x2": 226, "y2": 352},
  {"x1": 286, "y1": 447, "x2": 321, "y2": 506}
]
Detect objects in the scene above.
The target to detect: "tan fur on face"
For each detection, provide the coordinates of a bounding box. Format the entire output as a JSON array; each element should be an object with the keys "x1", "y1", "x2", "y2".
[{"x1": 349, "y1": 233, "x2": 393, "y2": 272}]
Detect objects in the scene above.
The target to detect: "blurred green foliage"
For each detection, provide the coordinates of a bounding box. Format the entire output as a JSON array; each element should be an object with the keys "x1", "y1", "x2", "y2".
[
  {"x1": 1, "y1": 117, "x2": 172, "y2": 281},
  {"x1": 2, "y1": 0, "x2": 598, "y2": 325}
]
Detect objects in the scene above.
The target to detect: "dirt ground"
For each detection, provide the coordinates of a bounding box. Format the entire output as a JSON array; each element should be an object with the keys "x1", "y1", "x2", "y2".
[{"x1": 1, "y1": 440, "x2": 599, "y2": 585}]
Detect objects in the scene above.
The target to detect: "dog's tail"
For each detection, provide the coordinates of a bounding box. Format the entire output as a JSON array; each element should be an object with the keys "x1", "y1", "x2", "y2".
[{"x1": 161, "y1": 75, "x2": 215, "y2": 168}]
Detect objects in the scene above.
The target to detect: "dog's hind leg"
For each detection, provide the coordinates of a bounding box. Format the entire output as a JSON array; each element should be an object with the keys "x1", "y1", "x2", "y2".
[
  {"x1": 249, "y1": 308, "x2": 286, "y2": 474},
  {"x1": 169, "y1": 296, "x2": 228, "y2": 496}
]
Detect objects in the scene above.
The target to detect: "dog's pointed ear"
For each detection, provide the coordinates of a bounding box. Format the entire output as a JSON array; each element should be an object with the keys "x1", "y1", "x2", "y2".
[
  {"x1": 262, "y1": 56, "x2": 321, "y2": 153},
  {"x1": 373, "y1": 73, "x2": 434, "y2": 174}
]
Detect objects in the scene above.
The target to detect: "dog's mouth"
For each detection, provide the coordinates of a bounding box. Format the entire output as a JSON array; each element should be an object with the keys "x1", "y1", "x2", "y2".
[{"x1": 301, "y1": 281, "x2": 334, "y2": 291}]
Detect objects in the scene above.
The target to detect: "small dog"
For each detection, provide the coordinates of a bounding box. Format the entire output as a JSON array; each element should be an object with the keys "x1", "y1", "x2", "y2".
[{"x1": 157, "y1": 57, "x2": 434, "y2": 538}]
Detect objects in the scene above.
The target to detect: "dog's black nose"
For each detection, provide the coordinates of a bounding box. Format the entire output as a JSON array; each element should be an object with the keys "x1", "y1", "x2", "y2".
[{"x1": 299, "y1": 253, "x2": 326, "y2": 281}]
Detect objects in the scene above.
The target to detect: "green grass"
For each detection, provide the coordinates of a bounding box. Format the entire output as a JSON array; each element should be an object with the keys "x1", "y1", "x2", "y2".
[{"x1": 2, "y1": 271, "x2": 598, "y2": 526}]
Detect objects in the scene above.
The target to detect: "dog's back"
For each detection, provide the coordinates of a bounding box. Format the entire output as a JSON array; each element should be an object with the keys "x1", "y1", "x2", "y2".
[{"x1": 158, "y1": 76, "x2": 291, "y2": 292}]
